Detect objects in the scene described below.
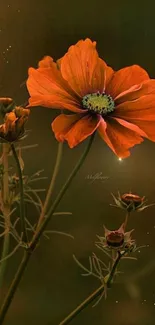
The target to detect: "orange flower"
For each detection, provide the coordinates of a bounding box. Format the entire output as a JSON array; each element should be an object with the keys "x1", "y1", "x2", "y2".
[
  {"x1": 27, "y1": 38, "x2": 155, "y2": 157},
  {"x1": 0, "y1": 106, "x2": 30, "y2": 142}
]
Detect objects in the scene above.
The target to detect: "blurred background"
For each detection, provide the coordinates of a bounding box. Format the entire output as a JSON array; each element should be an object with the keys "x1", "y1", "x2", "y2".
[{"x1": 0, "y1": 0, "x2": 155, "y2": 324}]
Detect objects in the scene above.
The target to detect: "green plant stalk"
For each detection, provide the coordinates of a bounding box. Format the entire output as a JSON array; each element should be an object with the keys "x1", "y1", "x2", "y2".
[
  {"x1": 124, "y1": 211, "x2": 130, "y2": 229},
  {"x1": 36, "y1": 142, "x2": 63, "y2": 230},
  {"x1": 11, "y1": 144, "x2": 28, "y2": 243},
  {"x1": 0, "y1": 134, "x2": 95, "y2": 324},
  {"x1": 30, "y1": 134, "x2": 95, "y2": 250},
  {"x1": 59, "y1": 252, "x2": 122, "y2": 325},
  {"x1": 0, "y1": 144, "x2": 10, "y2": 295}
]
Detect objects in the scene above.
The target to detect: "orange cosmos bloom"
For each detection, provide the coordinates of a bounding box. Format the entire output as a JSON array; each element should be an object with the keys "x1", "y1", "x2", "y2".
[{"x1": 27, "y1": 38, "x2": 155, "y2": 157}]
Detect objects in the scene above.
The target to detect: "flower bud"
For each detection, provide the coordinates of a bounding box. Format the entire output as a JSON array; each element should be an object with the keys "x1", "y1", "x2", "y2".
[
  {"x1": 0, "y1": 105, "x2": 30, "y2": 142},
  {"x1": 111, "y1": 192, "x2": 148, "y2": 212},
  {"x1": 97, "y1": 223, "x2": 135, "y2": 253},
  {"x1": 106, "y1": 230, "x2": 124, "y2": 248},
  {"x1": 0, "y1": 97, "x2": 16, "y2": 116}
]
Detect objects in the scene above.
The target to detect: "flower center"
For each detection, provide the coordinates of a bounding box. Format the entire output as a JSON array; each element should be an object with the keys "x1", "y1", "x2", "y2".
[
  {"x1": 106, "y1": 231, "x2": 124, "y2": 248},
  {"x1": 82, "y1": 92, "x2": 115, "y2": 116}
]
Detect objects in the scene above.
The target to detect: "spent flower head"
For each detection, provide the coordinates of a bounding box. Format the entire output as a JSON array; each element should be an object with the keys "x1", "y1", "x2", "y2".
[
  {"x1": 97, "y1": 223, "x2": 135, "y2": 253},
  {"x1": 111, "y1": 192, "x2": 151, "y2": 212}
]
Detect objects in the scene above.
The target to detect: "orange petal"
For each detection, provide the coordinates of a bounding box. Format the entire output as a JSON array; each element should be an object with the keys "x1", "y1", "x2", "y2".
[
  {"x1": 102, "y1": 59, "x2": 114, "y2": 89},
  {"x1": 38, "y1": 56, "x2": 55, "y2": 68},
  {"x1": 114, "y1": 94, "x2": 155, "y2": 119},
  {"x1": 98, "y1": 117, "x2": 144, "y2": 158},
  {"x1": 5, "y1": 112, "x2": 17, "y2": 130},
  {"x1": 0, "y1": 124, "x2": 5, "y2": 137},
  {"x1": 114, "y1": 97, "x2": 155, "y2": 139},
  {"x1": 115, "y1": 79, "x2": 155, "y2": 104},
  {"x1": 27, "y1": 63, "x2": 79, "y2": 100},
  {"x1": 106, "y1": 65, "x2": 149, "y2": 99},
  {"x1": 27, "y1": 57, "x2": 84, "y2": 113},
  {"x1": 56, "y1": 46, "x2": 110, "y2": 85},
  {"x1": 90, "y1": 58, "x2": 114, "y2": 93},
  {"x1": 28, "y1": 94, "x2": 85, "y2": 113},
  {"x1": 60, "y1": 38, "x2": 107, "y2": 96},
  {"x1": 112, "y1": 117, "x2": 147, "y2": 137},
  {"x1": 126, "y1": 119, "x2": 155, "y2": 141},
  {"x1": 15, "y1": 106, "x2": 30, "y2": 118},
  {"x1": 114, "y1": 94, "x2": 155, "y2": 141},
  {"x1": 65, "y1": 114, "x2": 101, "y2": 147},
  {"x1": 51, "y1": 114, "x2": 82, "y2": 142},
  {"x1": 52, "y1": 113, "x2": 101, "y2": 147}
]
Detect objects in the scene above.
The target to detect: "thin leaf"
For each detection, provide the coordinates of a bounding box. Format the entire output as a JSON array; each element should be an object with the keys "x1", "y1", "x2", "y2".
[
  {"x1": 53, "y1": 212, "x2": 72, "y2": 216},
  {"x1": 25, "y1": 188, "x2": 46, "y2": 192},
  {"x1": 15, "y1": 144, "x2": 38, "y2": 151},
  {"x1": 92, "y1": 252, "x2": 103, "y2": 276},
  {"x1": 95, "y1": 243, "x2": 111, "y2": 259},
  {"x1": 73, "y1": 255, "x2": 99, "y2": 279},
  {"x1": 122, "y1": 256, "x2": 137, "y2": 260},
  {"x1": 28, "y1": 189, "x2": 43, "y2": 209},
  {"x1": 44, "y1": 230, "x2": 74, "y2": 240},
  {"x1": 27, "y1": 177, "x2": 47, "y2": 184}
]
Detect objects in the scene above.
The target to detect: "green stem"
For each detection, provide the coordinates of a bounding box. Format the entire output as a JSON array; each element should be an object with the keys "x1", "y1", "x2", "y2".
[
  {"x1": 0, "y1": 134, "x2": 95, "y2": 324},
  {"x1": 36, "y1": 142, "x2": 63, "y2": 230},
  {"x1": 30, "y1": 134, "x2": 95, "y2": 250},
  {"x1": 11, "y1": 144, "x2": 28, "y2": 243},
  {"x1": 59, "y1": 252, "x2": 122, "y2": 325},
  {"x1": 107, "y1": 251, "x2": 121, "y2": 285},
  {"x1": 124, "y1": 211, "x2": 130, "y2": 229},
  {"x1": 0, "y1": 207, "x2": 10, "y2": 293},
  {"x1": 0, "y1": 250, "x2": 30, "y2": 324},
  {"x1": 0, "y1": 144, "x2": 10, "y2": 295}
]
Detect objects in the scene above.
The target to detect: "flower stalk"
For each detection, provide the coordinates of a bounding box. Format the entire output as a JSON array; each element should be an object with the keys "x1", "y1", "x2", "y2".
[
  {"x1": 11, "y1": 144, "x2": 28, "y2": 244},
  {"x1": 36, "y1": 141, "x2": 63, "y2": 230},
  {"x1": 0, "y1": 133, "x2": 95, "y2": 324},
  {"x1": 124, "y1": 211, "x2": 130, "y2": 229},
  {"x1": 0, "y1": 144, "x2": 10, "y2": 295},
  {"x1": 30, "y1": 133, "x2": 95, "y2": 249},
  {"x1": 59, "y1": 251, "x2": 122, "y2": 325}
]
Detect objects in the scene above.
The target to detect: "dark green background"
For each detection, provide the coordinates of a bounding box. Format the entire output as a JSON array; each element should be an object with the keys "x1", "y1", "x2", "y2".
[{"x1": 0, "y1": 0, "x2": 155, "y2": 324}]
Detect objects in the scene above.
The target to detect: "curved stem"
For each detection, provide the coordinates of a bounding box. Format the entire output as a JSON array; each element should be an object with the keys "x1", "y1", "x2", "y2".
[
  {"x1": 59, "y1": 252, "x2": 122, "y2": 325},
  {"x1": 124, "y1": 211, "x2": 130, "y2": 229},
  {"x1": 30, "y1": 134, "x2": 95, "y2": 250},
  {"x1": 11, "y1": 144, "x2": 28, "y2": 243},
  {"x1": 36, "y1": 142, "x2": 63, "y2": 230},
  {"x1": 0, "y1": 208, "x2": 10, "y2": 292},
  {"x1": 107, "y1": 251, "x2": 121, "y2": 285},
  {"x1": 0, "y1": 144, "x2": 10, "y2": 295},
  {"x1": 0, "y1": 134, "x2": 95, "y2": 323}
]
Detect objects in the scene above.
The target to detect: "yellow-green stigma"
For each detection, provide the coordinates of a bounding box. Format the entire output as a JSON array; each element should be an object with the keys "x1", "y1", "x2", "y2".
[{"x1": 82, "y1": 92, "x2": 115, "y2": 115}]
